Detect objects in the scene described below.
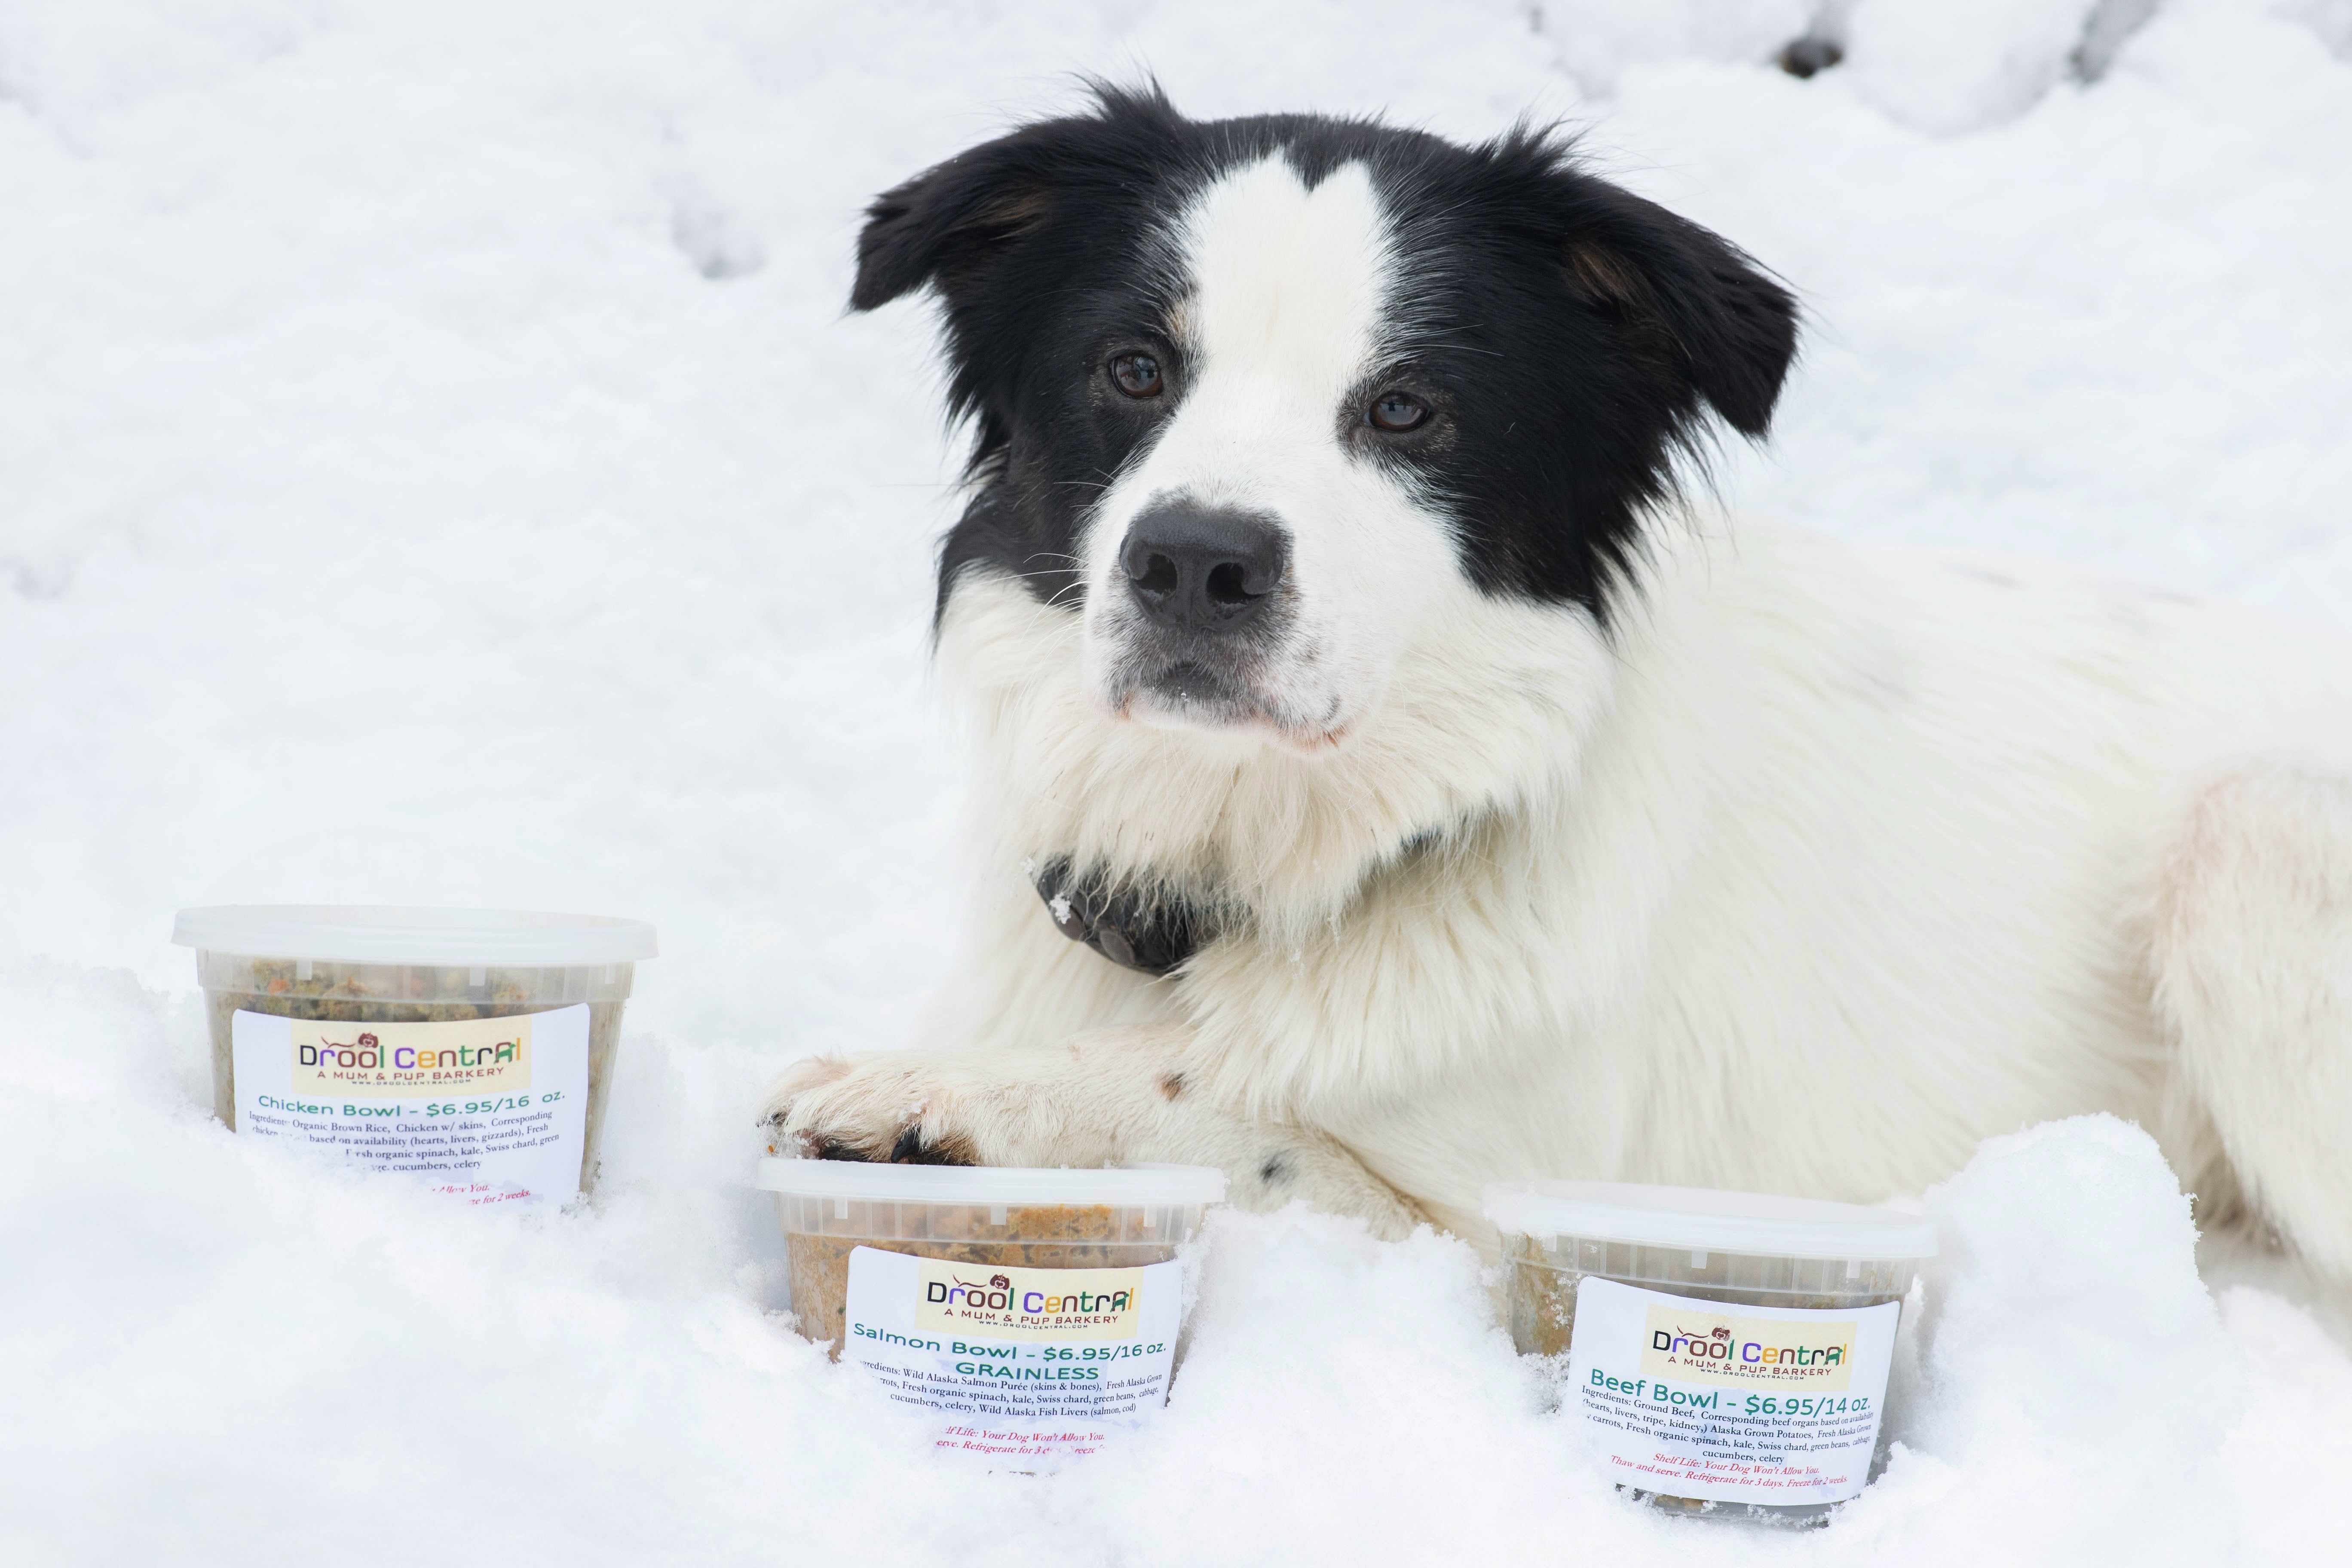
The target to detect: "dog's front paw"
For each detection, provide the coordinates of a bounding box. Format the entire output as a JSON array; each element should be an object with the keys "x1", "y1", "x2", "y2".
[
  {"x1": 754, "y1": 1035, "x2": 1423, "y2": 1236},
  {"x1": 758, "y1": 1055, "x2": 964, "y2": 1164},
  {"x1": 757, "y1": 1053, "x2": 1074, "y2": 1167}
]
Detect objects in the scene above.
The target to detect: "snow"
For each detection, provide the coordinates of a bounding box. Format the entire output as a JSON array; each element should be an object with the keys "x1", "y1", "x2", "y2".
[
  {"x1": 1886, "y1": 1118, "x2": 2248, "y2": 1562},
  {"x1": 3, "y1": 1, "x2": 2351, "y2": 1562},
  {"x1": 1843, "y1": 0, "x2": 2108, "y2": 131}
]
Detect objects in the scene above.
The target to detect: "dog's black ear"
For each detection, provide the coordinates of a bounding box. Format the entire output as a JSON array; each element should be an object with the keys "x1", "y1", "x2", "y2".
[
  {"x1": 851, "y1": 84, "x2": 1179, "y2": 313},
  {"x1": 1561, "y1": 190, "x2": 1798, "y2": 438},
  {"x1": 850, "y1": 142, "x2": 1059, "y2": 312}
]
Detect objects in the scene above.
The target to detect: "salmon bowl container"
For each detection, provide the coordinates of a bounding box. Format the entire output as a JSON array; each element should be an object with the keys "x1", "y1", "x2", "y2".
[
  {"x1": 174, "y1": 905, "x2": 655, "y2": 1207},
  {"x1": 760, "y1": 1157, "x2": 1224, "y2": 1466},
  {"x1": 1485, "y1": 1180, "x2": 1938, "y2": 1524}
]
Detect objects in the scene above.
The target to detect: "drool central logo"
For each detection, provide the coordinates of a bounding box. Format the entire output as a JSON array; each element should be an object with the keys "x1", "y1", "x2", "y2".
[
  {"x1": 912, "y1": 1258, "x2": 1150, "y2": 1342},
  {"x1": 1640, "y1": 1305, "x2": 1859, "y2": 1390},
  {"x1": 286, "y1": 1014, "x2": 535, "y2": 1096},
  {"x1": 297, "y1": 1031, "x2": 522, "y2": 1072}
]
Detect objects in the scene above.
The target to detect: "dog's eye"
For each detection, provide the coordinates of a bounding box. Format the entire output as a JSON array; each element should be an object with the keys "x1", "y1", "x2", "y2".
[
  {"x1": 1369, "y1": 390, "x2": 1430, "y2": 432},
  {"x1": 1110, "y1": 353, "x2": 1163, "y2": 398}
]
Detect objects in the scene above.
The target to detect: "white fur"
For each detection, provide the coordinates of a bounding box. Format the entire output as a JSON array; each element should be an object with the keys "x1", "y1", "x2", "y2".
[
  {"x1": 767, "y1": 157, "x2": 2352, "y2": 1280},
  {"x1": 1083, "y1": 156, "x2": 1455, "y2": 751},
  {"x1": 2152, "y1": 767, "x2": 2352, "y2": 1266}
]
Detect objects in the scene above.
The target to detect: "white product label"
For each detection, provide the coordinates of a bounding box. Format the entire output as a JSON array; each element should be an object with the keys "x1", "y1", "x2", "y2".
[
  {"x1": 1565, "y1": 1276, "x2": 1901, "y2": 1507},
  {"x1": 841, "y1": 1246, "x2": 1182, "y2": 1467},
  {"x1": 230, "y1": 1005, "x2": 589, "y2": 1207}
]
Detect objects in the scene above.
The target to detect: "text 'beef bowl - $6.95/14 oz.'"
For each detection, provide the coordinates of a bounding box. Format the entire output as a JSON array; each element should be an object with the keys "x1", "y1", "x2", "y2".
[
  {"x1": 174, "y1": 904, "x2": 656, "y2": 1209},
  {"x1": 760, "y1": 1156, "x2": 1225, "y2": 1469},
  {"x1": 1485, "y1": 1179, "x2": 1939, "y2": 1526}
]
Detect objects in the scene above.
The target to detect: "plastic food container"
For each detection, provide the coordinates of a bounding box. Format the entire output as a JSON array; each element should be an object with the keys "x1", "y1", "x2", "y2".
[
  {"x1": 760, "y1": 1157, "x2": 1223, "y2": 1466},
  {"x1": 1485, "y1": 1180, "x2": 1937, "y2": 1523},
  {"x1": 175, "y1": 905, "x2": 656, "y2": 1207}
]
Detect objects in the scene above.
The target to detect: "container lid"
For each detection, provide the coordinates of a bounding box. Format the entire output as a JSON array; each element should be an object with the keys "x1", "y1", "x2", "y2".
[
  {"x1": 172, "y1": 905, "x2": 658, "y2": 967},
  {"x1": 1482, "y1": 1180, "x2": 1937, "y2": 1260},
  {"x1": 757, "y1": 1158, "x2": 1226, "y2": 1207}
]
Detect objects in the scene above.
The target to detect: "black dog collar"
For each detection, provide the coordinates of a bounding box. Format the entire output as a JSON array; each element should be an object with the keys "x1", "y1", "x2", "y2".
[{"x1": 1031, "y1": 824, "x2": 1453, "y2": 977}]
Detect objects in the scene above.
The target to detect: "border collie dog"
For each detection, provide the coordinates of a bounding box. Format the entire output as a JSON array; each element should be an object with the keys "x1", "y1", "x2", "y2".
[{"x1": 767, "y1": 86, "x2": 2352, "y2": 1277}]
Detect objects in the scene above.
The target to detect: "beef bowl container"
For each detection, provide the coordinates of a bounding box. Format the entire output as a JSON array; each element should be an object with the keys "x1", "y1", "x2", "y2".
[
  {"x1": 175, "y1": 905, "x2": 655, "y2": 1207},
  {"x1": 1485, "y1": 1179, "x2": 1937, "y2": 1525},
  {"x1": 760, "y1": 1157, "x2": 1223, "y2": 1467}
]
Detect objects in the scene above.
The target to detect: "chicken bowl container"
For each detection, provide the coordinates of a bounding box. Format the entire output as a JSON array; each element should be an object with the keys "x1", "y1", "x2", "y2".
[
  {"x1": 760, "y1": 1157, "x2": 1224, "y2": 1466},
  {"x1": 175, "y1": 905, "x2": 656, "y2": 1207},
  {"x1": 1485, "y1": 1180, "x2": 1937, "y2": 1523}
]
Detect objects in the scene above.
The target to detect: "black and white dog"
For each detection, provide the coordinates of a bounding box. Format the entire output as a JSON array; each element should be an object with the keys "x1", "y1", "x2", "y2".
[{"x1": 766, "y1": 86, "x2": 2352, "y2": 1277}]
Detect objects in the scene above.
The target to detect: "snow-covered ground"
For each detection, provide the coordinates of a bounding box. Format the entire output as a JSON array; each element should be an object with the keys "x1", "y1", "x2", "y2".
[{"x1": 4, "y1": 1, "x2": 2351, "y2": 1562}]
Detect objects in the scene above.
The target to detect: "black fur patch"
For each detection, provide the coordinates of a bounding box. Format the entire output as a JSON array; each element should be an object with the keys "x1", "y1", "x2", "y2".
[
  {"x1": 886, "y1": 1124, "x2": 974, "y2": 1166},
  {"x1": 1034, "y1": 855, "x2": 1216, "y2": 977},
  {"x1": 848, "y1": 83, "x2": 1798, "y2": 628},
  {"x1": 801, "y1": 1124, "x2": 974, "y2": 1165}
]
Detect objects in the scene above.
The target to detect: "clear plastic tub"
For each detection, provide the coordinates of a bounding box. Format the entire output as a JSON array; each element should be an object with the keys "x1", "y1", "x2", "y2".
[
  {"x1": 175, "y1": 906, "x2": 656, "y2": 1204},
  {"x1": 1485, "y1": 1181, "x2": 1938, "y2": 1524},
  {"x1": 760, "y1": 1158, "x2": 1223, "y2": 1466}
]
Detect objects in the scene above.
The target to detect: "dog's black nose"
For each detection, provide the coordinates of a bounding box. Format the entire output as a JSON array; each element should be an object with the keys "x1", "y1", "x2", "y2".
[{"x1": 1120, "y1": 505, "x2": 1288, "y2": 633}]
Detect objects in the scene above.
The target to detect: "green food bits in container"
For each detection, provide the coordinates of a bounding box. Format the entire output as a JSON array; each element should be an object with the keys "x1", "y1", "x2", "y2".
[{"x1": 174, "y1": 905, "x2": 655, "y2": 1207}]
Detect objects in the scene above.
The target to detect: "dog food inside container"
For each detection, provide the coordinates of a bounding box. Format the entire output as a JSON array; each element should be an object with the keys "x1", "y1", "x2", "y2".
[
  {"x1": 762, "y1": 1158, "x2": 1223, "y2": 1466},
  {"x1": 175, "y1": 906, "x2": 655, "y2": 1207},
  {"x1": 1485, "y1": 1180, "x2": 1936, "y2": 1523}
]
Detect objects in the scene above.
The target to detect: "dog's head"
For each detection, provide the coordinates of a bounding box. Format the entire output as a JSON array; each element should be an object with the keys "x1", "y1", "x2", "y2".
[
  {"x1": 854, "y1": 86, "x2": 1795, "y2": 761},
  {"x1": 852, "y1": 88, "x2": 1796, "y2": 933}
]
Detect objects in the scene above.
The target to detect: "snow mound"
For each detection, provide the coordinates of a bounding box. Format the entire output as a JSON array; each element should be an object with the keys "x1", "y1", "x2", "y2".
[
  {"x1": 1844, "y1": 0, "x2": 2106, "y2": 132},
  {"x1": 1531, "y1": 0, "x2": 1816, "y2": 96},
  {"x1": 1883, "y1": 1116, "x2": 2247, "y2": 1562}
]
